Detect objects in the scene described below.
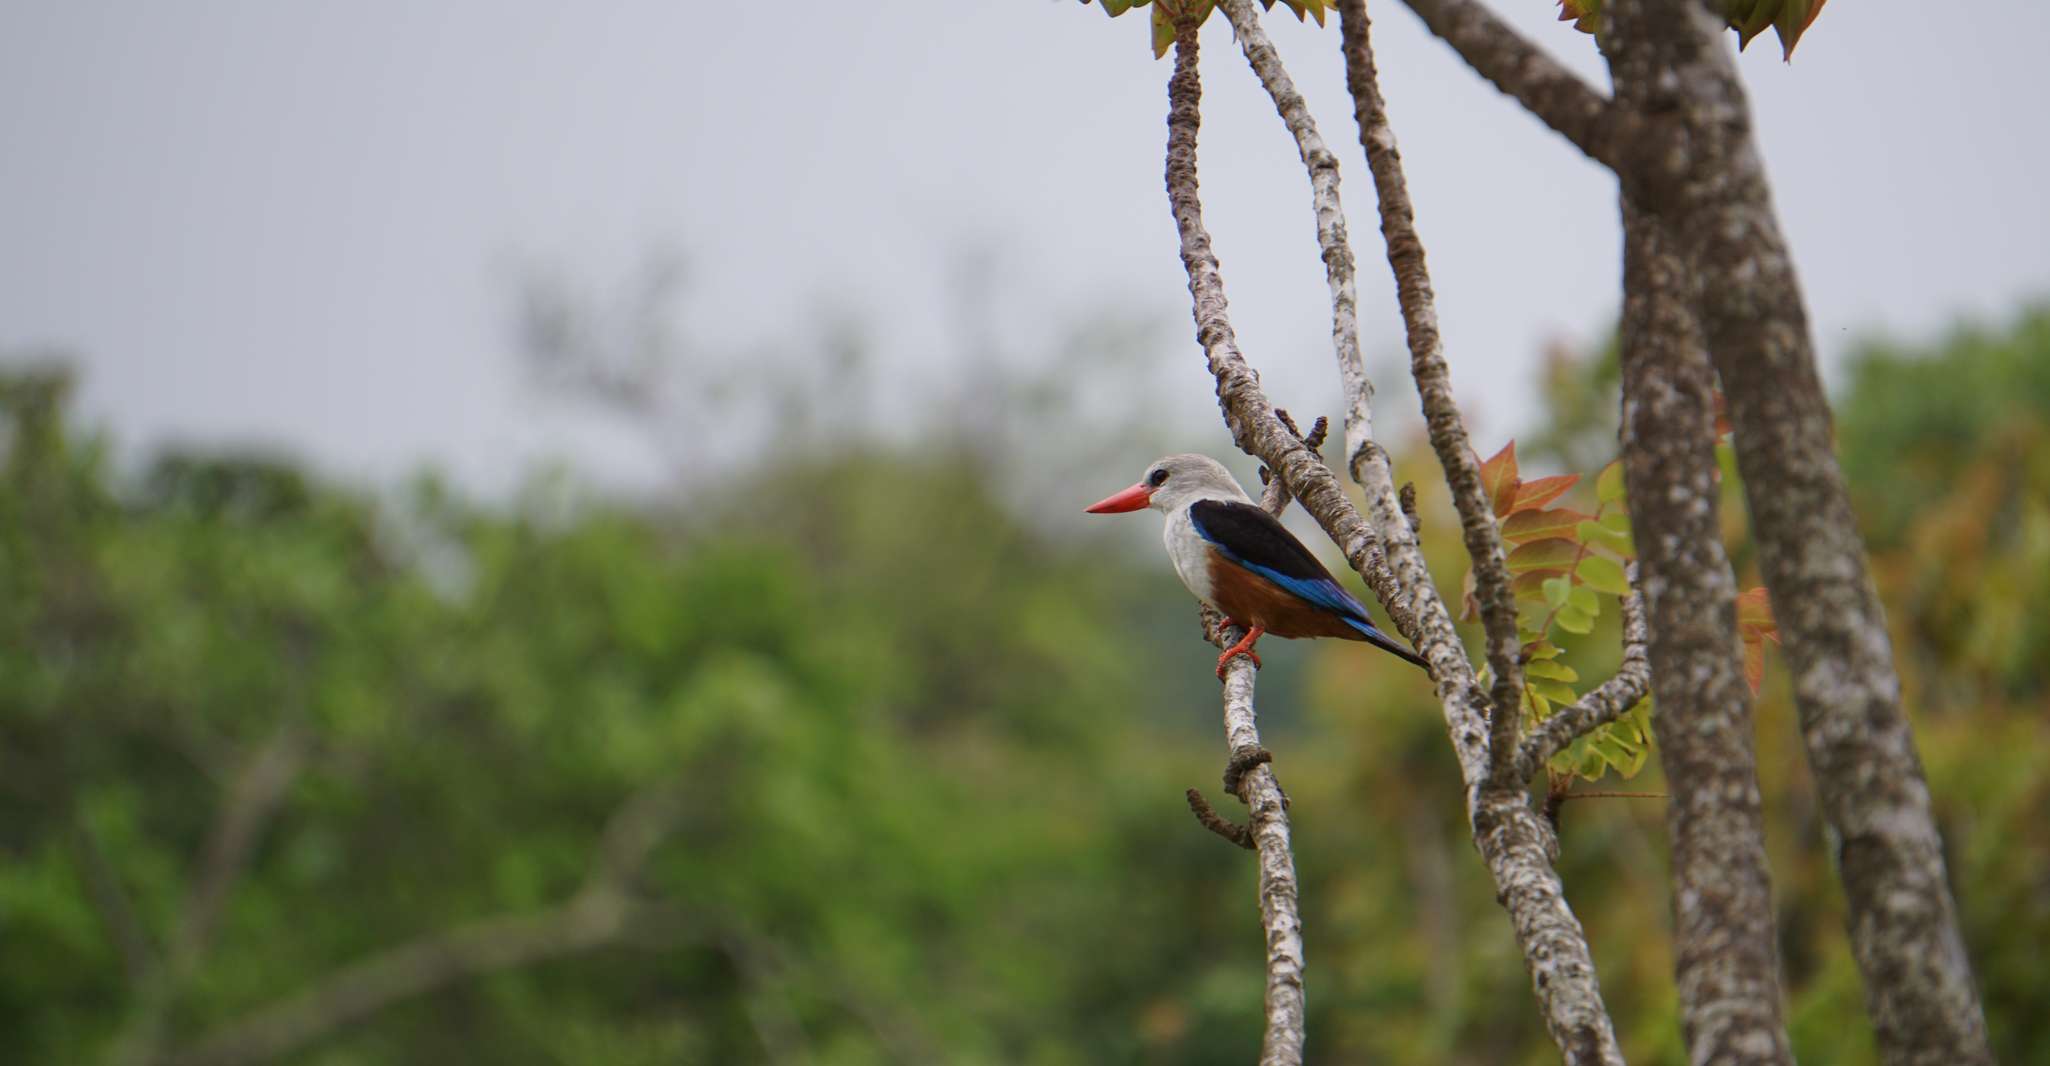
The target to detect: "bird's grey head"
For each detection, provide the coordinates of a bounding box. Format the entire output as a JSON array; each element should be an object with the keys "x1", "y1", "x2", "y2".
[{"x1": 1114, "y1": 453, "x2": 1251, "y2": 515}]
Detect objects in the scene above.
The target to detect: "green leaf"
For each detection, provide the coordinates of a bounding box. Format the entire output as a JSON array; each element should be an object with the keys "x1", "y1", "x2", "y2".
[
  {"x1": 1541, "y1": 575, "x2": 1572, "y2": 610},
  {"x1": 1576, "y1": 519, "x2": 1634, "y2": 556},
  {"x1": 1773, "y1": 0, "x2": 1829, "y2": 60},
  {"x1": 1566, "y1": 584, "x2": 1600, "y2": 617},
  {"x1": 1529, "y1": 679, "x2": 1579, "y2": 707},
  {"x1": 1555, "y1": 602, "x2": 1596, "y2": 634},
  {"x1": 1596, "y1": 459, "x2": 1627, "y2": 504},
  {"x1": 1524, "y1": 658, "x2": 1579, "y2": 683},
  {"x1": 1579, "y1": 555, "x2": 1631, "y2": 597},
  {"x1": 1524, "y1": 640, "x2": 1564, "y2": 661}
]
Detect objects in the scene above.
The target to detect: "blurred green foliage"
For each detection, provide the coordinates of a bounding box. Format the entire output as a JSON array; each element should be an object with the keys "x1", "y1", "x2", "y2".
[{"x1": 3, "y1": 303, "x2": 2048, "y2": 1064}]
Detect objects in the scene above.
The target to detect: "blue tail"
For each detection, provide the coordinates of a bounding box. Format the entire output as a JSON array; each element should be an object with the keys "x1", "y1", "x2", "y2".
[{"x1": 1343, "y1": 614, "x2": 1431, "y2": 670}]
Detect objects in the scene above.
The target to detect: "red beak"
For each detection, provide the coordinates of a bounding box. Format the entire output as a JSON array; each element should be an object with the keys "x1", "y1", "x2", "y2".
[{"x1": 1085, "y1": 482, "x2": 1153, "y2": 514}]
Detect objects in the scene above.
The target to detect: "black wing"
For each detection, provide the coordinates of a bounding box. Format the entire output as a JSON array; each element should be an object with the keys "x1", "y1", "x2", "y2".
[{"x1": 1188, "y1": 498, "x2": 1365, "y2": 619}]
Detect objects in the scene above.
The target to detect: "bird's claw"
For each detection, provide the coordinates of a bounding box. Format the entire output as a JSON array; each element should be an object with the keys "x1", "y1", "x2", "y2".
[
  {"x1": 1214, "y1": 647, "x2": 1261, "y2": 681},
  {"x1": 1214, "y1": 622, "x2": 1265, "y2": 681}
]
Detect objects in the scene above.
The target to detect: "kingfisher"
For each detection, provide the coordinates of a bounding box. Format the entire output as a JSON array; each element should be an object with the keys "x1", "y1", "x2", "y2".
[{"x1": 1087, "y1": 453, "x2": 1429, "y2": 680}]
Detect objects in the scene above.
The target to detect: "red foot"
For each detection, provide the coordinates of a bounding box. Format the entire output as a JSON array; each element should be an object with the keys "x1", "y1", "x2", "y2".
[{"x1": 1215, "y1": 624, "x2": 1266, "y2": 681}]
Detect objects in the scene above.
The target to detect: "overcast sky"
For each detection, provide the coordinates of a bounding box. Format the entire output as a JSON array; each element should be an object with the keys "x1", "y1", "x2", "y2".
[{"x1": 4, "y1": 1, "x2": 2046, "y2": 493}]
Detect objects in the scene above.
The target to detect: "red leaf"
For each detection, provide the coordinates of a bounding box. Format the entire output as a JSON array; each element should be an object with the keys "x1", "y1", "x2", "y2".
[
  {"x1": 1507, "y1": 537, "x2": 1581, "y2": 573},
  {"x1": 1735, "y1": 586, "x2": 1775, "y2": 632},
  {"x1": 1742, "y1": 634, "x2": 1766, "y2": 694},
  {"x1": 1512, "y1": 474, "x2": 1581, "y2": 513},
  {"x1": 1513, "y1": 569, "x2": 1569, "y2": 596},
  {"x1": 1478, "y1": 441, "x2": 1519, "y2": 518},
  {"x1": 1501, "y1": 507, "x2": 1592, "y2": 545}
]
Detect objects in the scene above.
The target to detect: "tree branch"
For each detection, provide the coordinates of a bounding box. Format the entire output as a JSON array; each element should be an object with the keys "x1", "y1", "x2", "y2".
[
  {"x1": 1168, "y1": 29, "x2": 1307, "y2": 1062},
  {"x1": 108, "y1": 721, "x2": 312, "y2": 1066},
  {"x1": 162, "y1": 779, "x2": 698, "y2": 1066},
  {"x1": 1391, "y1": 0, "x2": 1616, "y2": 164},
  {"x1": 1603, "y1": 3, "x2": 1992, "y2": 1060},
  {"x1": 1513, "y1": 572, "x2": 1649, "y2": 782},
  {"x1": 1328, "y1": 0, "x2": 1524, "y2": 787},
  {"x1": 1616, "y1": 195, "x2": 1792, "y2": 1063},
  {"x1": 1174, "y1": 6, "x2": 1624, "y2": 1061}
]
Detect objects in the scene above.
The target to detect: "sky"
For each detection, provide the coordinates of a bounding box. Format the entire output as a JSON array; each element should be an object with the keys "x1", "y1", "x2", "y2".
[{"x1": 3, "y1": 0, "x2": 2046, "y2": 494}]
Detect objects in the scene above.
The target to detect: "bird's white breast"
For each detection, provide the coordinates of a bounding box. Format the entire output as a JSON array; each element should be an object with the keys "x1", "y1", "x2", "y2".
[{"x1": 1164, "y1": 505, "x2": 1217, "y2": 605}]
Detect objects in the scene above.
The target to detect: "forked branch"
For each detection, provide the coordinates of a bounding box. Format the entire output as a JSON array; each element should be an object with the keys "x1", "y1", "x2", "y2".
[{"x1": 1170, "y1": 6, "x2": 1625, "y2": 1061}]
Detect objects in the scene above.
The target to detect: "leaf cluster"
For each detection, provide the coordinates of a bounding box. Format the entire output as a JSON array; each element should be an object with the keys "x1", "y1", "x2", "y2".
[
  {"x1": 1554, "y1": 0, "x2": 1830, "y2": 59},
  {"x1": 1463, "y1": 424, "x2": 1778, "y2": 782},
  {"x1": 1079, "y1": 0, "x2": 1334, "y2": 58}
]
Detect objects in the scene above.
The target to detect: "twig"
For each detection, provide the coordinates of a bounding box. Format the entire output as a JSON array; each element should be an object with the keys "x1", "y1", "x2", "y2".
[
  {"x1": 1166, "y1": 19, "x2": 1306, "y2": 1064},
  {"x1": 1187, "y1": 789, "x2": 1256, "y2": 850},
  {"x1": 1514, "y1": 571, "x2": 1650, "y2": 782},
  {"x1": 1543, "y1": 783, "x2": 1666, "y2": 832}
]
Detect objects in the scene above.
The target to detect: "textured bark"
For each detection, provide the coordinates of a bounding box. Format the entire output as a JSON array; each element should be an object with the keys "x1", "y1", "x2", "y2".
[
  {"x1": 1169, "y1": 24, "x2": 1307, "y2": 1064},
  {"x1": 1168, "y1": 12, "x2": 1624, "y2": 1062},
  {"x1": 1515, "y1": 576, "x2": 1649, "y2": 783},
  {"x1": 1326, "y1": 0, "x2": 1524, "y2": 783},
  {"x1": 1618, "y1": 200, "x2": 1793, "y2": 1065},
  {"x1": 1394, "y1": 0, "x2": 1615, "y2": 164},
  {"x1": 1605, "y1": 4, "x2": 1991, "y2": 1062}
]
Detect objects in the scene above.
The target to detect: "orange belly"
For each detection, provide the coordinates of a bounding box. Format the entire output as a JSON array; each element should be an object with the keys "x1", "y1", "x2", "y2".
[{"x1": 1206, "y1": 555, "x2": 1364, "y2": 640}]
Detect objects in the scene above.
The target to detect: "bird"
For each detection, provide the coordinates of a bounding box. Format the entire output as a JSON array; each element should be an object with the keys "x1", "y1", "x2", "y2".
[{"x1": 1086, "y1": 453, "x2": 1429, "y2": 680}]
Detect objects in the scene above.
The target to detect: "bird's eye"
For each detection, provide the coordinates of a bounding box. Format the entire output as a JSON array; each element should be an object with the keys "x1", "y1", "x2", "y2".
[{"x1": 1148, "y1": 469, "x2": 1170, "y2": 487}]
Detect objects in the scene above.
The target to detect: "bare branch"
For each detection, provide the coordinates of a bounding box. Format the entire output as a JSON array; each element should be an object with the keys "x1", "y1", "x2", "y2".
[
  {"x1": 1328, "y1": 0, "x2": 1524, "y2": 787},
  {"x1": 1604, "y1": 3, "x2": 1992, "y2": 1059},
  {"x1": 1186, "y1": 788, "x2": 1257, "y2": 850},
  {"x1": 1515, "y1": 572, "x2": 1650, "y2": 781},
  {"x1": 1615, "y1": 195, "x2": 1792, "y2": 1062},
  {"x1": 1392, "y1": 0, "x2": 1616, "y2": 164},
  {"x1": 1175, "y1": 6, "x2": 1624, "y2": 1061},
  {"x1": 1161, "y1": 4, "x2": 1418, "y2": 644},
  {"x1": 1167, "y1": 21, "x2": 1305, "y2": 1063}
]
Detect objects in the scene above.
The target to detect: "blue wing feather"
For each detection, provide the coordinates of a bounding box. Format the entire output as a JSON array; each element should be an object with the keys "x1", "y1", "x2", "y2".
[
  {"x1": 1189, "y1": 507, "x2": 1370, "y2": 620},
  {"x1": 1191, "y1": 501, "x2": 1430, "y2": 669}
]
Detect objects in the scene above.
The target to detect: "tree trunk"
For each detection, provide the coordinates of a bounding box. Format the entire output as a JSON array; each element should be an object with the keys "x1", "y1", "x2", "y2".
[
  {"x1": 1605, "y1": 4, "x2": 1990, "y2": 1061},
  {"x1": 1619, "y1": 198, "x2": 1793, "y2": 1065}
]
